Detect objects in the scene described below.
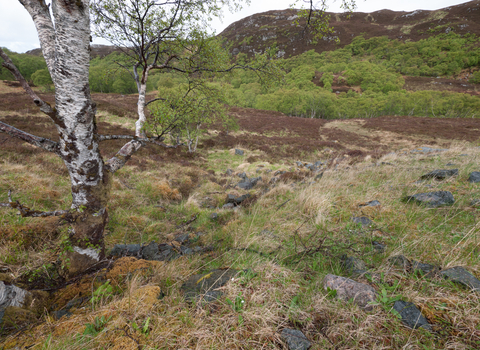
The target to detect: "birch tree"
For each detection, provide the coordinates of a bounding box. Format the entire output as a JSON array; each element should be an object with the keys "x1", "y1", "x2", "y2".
[{"x1": 0, "y1": 0, "x2": 354, "y2": 278}]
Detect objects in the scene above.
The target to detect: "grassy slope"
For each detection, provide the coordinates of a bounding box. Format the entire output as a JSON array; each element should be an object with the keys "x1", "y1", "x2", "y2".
[{"x1": 1, "y1": 80, "x2": 480, "y2": 348}]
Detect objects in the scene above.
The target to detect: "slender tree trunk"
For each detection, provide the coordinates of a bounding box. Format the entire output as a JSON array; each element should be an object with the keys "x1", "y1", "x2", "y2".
[{"x1": 136, "y1": 83, "x2": 148, "y2": 138}]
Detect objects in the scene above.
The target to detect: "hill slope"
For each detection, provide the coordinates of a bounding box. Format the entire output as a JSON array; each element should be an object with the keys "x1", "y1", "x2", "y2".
[{"x1": 219, "y1": 0, "x2": 480, "y2": 58}]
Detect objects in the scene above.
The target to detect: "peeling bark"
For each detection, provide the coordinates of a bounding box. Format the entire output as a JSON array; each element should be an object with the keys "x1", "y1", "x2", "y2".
[{"x1": 13, "y1": 0, "x2": 141, "y2": 276}]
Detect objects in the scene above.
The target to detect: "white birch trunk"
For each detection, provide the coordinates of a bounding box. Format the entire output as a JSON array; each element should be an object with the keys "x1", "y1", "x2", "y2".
[{"x1": 136, "y1": 82, "x2": 148, "y2": 138}]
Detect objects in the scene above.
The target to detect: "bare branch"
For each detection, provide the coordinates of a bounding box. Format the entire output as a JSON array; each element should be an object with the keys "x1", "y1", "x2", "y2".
[
  {"x1": 0, "y1": 121, "x2": 59, "y2": 153},
  {"x1": 1, "y1": 190, "x2": 69, "y2": 218},
  {"x1": 145, "y1": 97, "x2": 166, "y2": 107},
  {"x1": 18, "y1": 0, "x2": 56, "y2": 76},
  {"x1": 105, "y1": 139, "x2": 144, "y2": 174},
  {"x1": 0, "y1": 48, "x2": 55, "y2": 118}
]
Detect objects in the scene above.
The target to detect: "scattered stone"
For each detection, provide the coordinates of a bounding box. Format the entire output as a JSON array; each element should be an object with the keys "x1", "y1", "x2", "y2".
[
  {"x1": 237, "y1": 172, "x2": 247, "y2": 179},
  {"x1": 445, "y1": 163, "x2": 457, "y2": 167},
  {"x1": 460, "y1": 154, "x2": 469, "y2": 157},
  {"x1": 411, "y1": 261, "x2": 438, "y2": 277},
  {"x1": 372, "y1": 241, "x2": 386, "y2": 253},
  {"x1": 342, "y1": 256, "x2": 367, "y2": 276},
  {"x1": 468, "y1": 172, "x2": 480, "y2": 183},
  {"x1": 351, "y1": 216, "x2": 373, "y2": 227},
  {"x1": 222, "y1": 203, "x2": 235, "y2": 209},
  {"x1": 323, "y1": 274, "x2": 377, "y2": 311},
  {"x1": 404, "y1": 191, "x2": 455, "y2": 208},
  {"x1": 470, "y1": 199, "x2": 480, "y2": 207},
  {"x1": 411, "y1": 147, "x2": 448, "y2": 154},
  {"x1": 110, "y1": 244, "x2": 141, "y2": 257},
  {"x1": 0, "y1": 281, "x2": 29, "y2": 324},
  {"x1": 225, "y1": 193, "x2": 251, "y2": 206},
  {"x1": 141, "y1": 242, "x2": 180, "y2": 261},
  {"x1": 237, "y1": 177, "x2": 261, "y2": 190},
  {"x1": 360, "y1": 200, "x2": 381, "y2": 207},
  {"x1": 295, "y1": 161, "x2": 304, "y2": 168},
  {"x1": 314, "y1": 172, "x2": 324, "y2": 181},
  {"x1": 440, "y1": 267, "x2": 480, "y2": 293},
  {"x1": 235, "y1": 149, "x2": 244, "y2": 156},
  {"x1": 181, "y1": 269, "x2": 238, "y2": 303},
  {"x1": 420, "y1": 169, "x2": 458, "y2": 180},
  {"x1": 388, "y1": 255, "x2": 411, "y2": 270},
  {"x1": 393, "y1": 300, "x2": 432, "y2": 330},
  {"x1": 225, "y1": 169, "x2": 233, "y2": 176},
  {"x1": 175, "y1": 234, "x2": 189, "y2": 244},
  {"x1": 265, "y1": 169, "x2": 272, "y2": 173},
  {"x1": 281, "y1": 328, "x2": 311, "y2": 350},
  {"x1": 274, "y1": 170, "x2": 286, "y2": 176},
  {"x1": 210, "y1": 213, "x2": 219, "y2": 220}
]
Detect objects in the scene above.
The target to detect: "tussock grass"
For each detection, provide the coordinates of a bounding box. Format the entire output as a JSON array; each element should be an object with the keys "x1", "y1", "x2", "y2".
[{"x1": 2, "y1": 126, "x2": 480, "y2": 349}]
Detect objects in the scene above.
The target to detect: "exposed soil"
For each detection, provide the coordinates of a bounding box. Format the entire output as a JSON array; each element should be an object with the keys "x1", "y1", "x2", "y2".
[{"x1": 2, "y1": 92, "x2": 480, "y2": 166}]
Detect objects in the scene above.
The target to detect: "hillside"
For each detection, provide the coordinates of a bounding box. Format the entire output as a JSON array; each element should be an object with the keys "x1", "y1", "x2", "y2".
[{"x1": 220, "y1": 0, "x2": 480, "y2": 59}]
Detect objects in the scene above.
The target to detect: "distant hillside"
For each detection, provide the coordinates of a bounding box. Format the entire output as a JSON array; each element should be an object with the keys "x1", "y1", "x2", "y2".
[
  {"x1": 26, "y1": 44, "x2": 120, "y2": 58},
  {"x1": 219, "y1": 0, "x2": 480, "y2": 58}
]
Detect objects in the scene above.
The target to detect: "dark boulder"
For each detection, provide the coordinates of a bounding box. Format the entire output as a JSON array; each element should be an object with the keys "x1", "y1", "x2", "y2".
[
  {"x1": 404, "y1": 191, "x2": 455, "y2": 208},
  {"x1": 420, "y1": 169, "x2": 458, "y2": 180}
]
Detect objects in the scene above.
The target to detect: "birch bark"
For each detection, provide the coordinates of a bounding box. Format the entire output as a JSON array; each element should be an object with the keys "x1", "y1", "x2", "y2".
[{"x1": 17, "y1": 0, "x2": 132, "y2": 276}]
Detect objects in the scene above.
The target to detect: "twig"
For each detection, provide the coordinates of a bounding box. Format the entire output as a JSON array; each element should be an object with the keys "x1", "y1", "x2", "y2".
[
  {"x1": 276, "y1": 199, "x2": 291, "y2": 211},
  {"x1": 177, "y1": 214, "x2": 198, "y2": 229},
  {"x1": 1, "y1": 190, "x2": 69, "y2": 218}
]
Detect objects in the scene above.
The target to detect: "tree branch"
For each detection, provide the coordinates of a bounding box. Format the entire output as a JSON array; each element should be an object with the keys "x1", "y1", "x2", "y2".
[
  {"x1": 1, "y1": 190, "x2": 69, "y2": 218},
  {"x1": 145, "y1": 97, "x2": 166, "y2": 106},
  {"x1": 18, "y1": 0, "x2": 56, "y2": 79},
  {"x1": 105, "y1": 139, "x2": 144, "y2": 174},
  {"x1": 0, "y1": 48, "x2": 55, "y2": 118},
  {"x1": 0, "y1": 121, "x2": 59, "y2": 154}
]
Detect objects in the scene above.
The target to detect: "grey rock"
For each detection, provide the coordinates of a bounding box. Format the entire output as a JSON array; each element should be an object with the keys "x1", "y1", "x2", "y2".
[
  {"x1": 225, "y1": 169, "x2": 233, "y2": 176},
  {"x1": 274, "y1": 170, "x2": 286, "y2": 176},
  {"x1": 372, "y1": 241, "x2": 386, "y2": 252},
  {"x1": 237, "y1": 172, "x2": 247, "y2": 179},
  {"x1": 360, "y1": 200, "x2": 381, "y2": 207},
  {"x1": 222, "y1": 203, "x2": 235, "y2": 209},
  {"x1": 404, "y1": 191, "x2": 455, "y2": 208},
  {"x1": 210, "y1": 213, "x2": 218, "y2": 220},
  {"x1": 468, "y1": 172, "x2": 480, "y2": 183},
  {"x1": 342, "y1": 256, "x2": 367, "y2": 275},
  {"x1": 226, "y1": 193, "x2": 251, "y2": 206},
  {"x1": 388, "y1": 255, "x2": 411, "y2": 270},
  {"x1": 235, "y1": 149, "x2": 244, "y2": 156},
  {"x1": 109, "y1": 244, "x2": 141, "y2": 257},
  {"x1": 411, "y1": 261, "x2": 438, "y2": 276},
  {"x1": 180, "y1": 246, "x2": 193, "y2": 255},
  {"x1": 445, "y1": 163, "x2": 457, "y2": 167},
  {"x1": 237, "y1": 177, "x2": 261, "y2": 190},
  {"x1": 393, "y1": 300, "x2": 432, "y2": 330},
  {"x1": 281, "y1": 328, "x2": 311, "y2": 350},
  {"x1": 440, "y1": 267, "x2": 480, "y2": 293},
  {"x1": 52, "y1": 309, "x2": 72, "y2": 320},
  {"x1": 269, "y1": 177, "x2": 279, "y2": 185},
  {"x1": 351, "y1": 216, "x2": 373, "y2": 227},
  {"x1": 141, "y1": 242, "x2": 161, "y2": 260},
  {"x1": 181, "y1": 269, "x2": 238, "y2": 303},
  {"x1": 142, "y1": 242, "x2": 179, "y2": 261},
  {"x1": 296, "y1": 161, "x2": 304, "y2": 168},
  {"x1": 175, "y1": 234, "x2": 189, "y2": 244},
  {"x1": 323, "y1": 274, "x2": 377, "y2": 310},
  {"x1": 411, "y1": 147, "x2": 448, "y2": 154},
  {"x1": 0, "y1": 281, "x2": 29, "y2": 324},
  {"x1": 314, "y1": 172, "x2": 324, "y2": 181},
  {"x1": 420, "y1": 169, "x2": 458, "y2": 180}
]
